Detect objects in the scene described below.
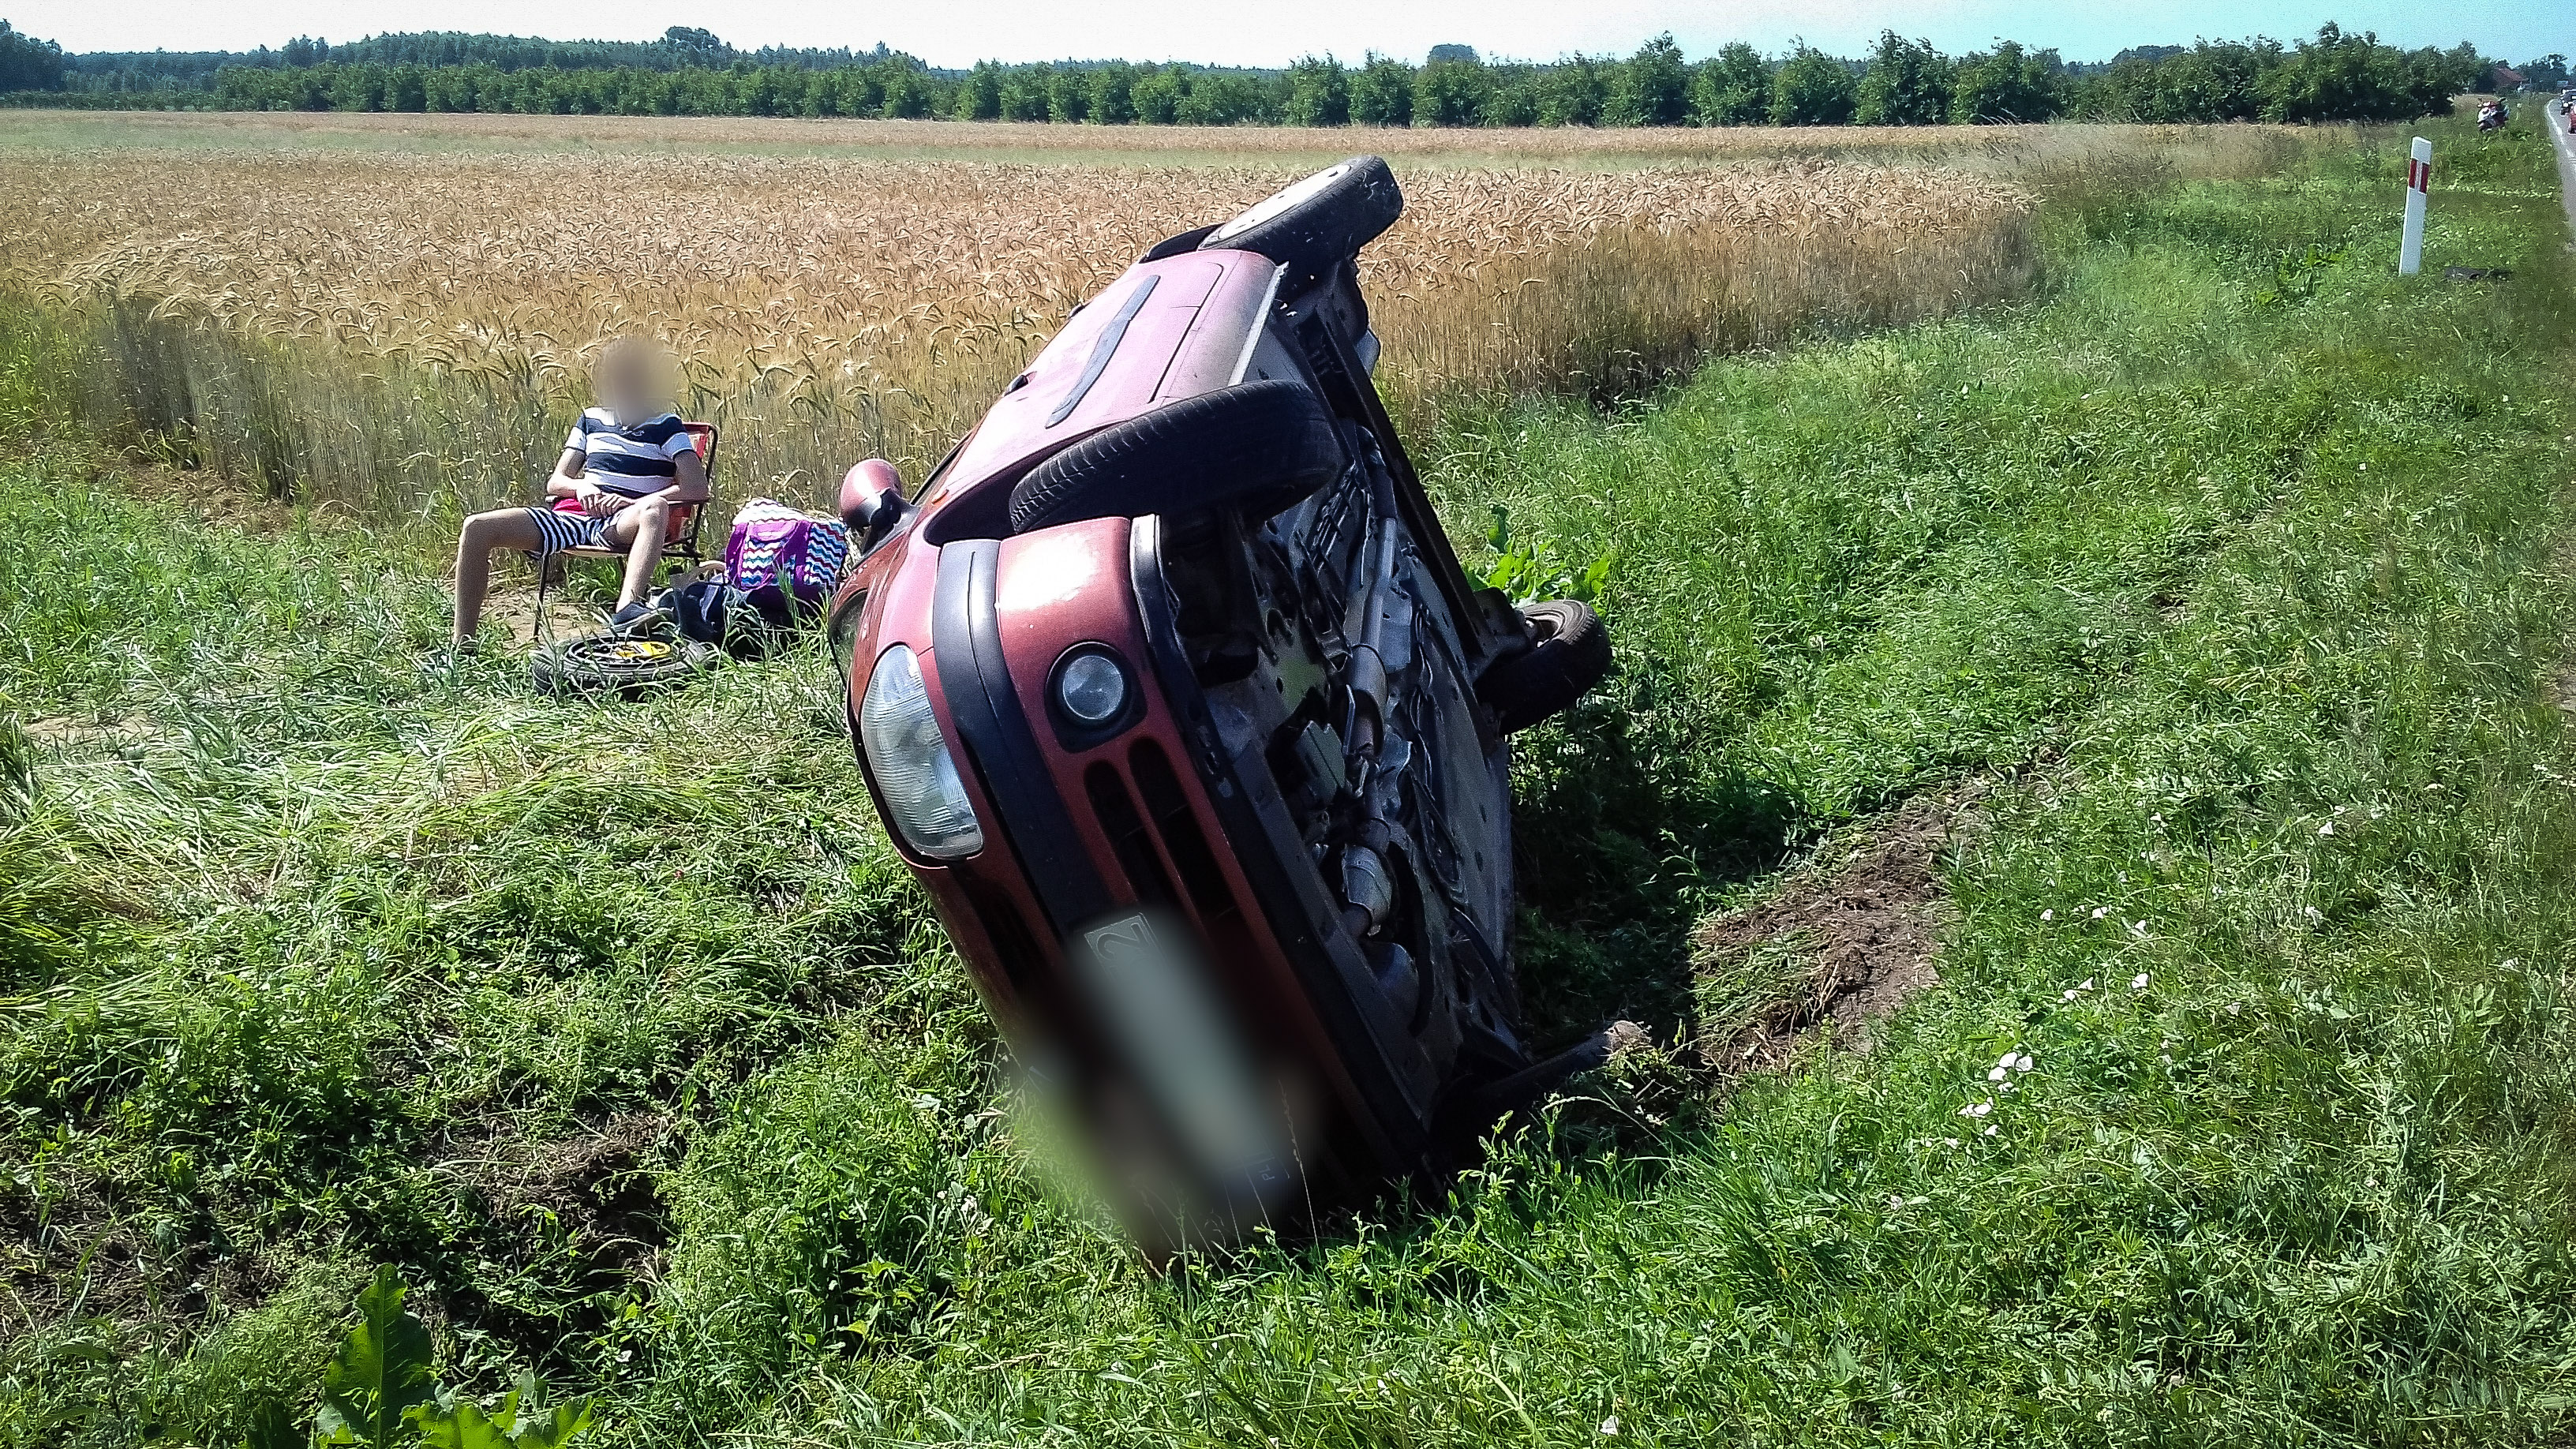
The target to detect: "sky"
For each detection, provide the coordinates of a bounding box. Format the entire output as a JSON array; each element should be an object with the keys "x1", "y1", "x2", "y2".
[{"x1": 6, "y1": 0, "x2": 2559, "y2": 67}]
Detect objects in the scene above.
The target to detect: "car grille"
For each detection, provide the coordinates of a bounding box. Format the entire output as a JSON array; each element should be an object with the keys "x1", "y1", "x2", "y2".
[
  {"x1": 957, "y1": 874, "x2": 1048, "y2": 999},
  {"x1": 1084, "y1": 739, "x2": 1261, "y2": 972}
]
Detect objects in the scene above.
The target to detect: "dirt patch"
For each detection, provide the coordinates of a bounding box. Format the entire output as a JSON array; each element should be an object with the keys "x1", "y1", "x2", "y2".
[
  {"x1": 1694, "y1": 778, "x2": 1987, "y2": 1071},
  {"x1": 20, "y1": 713, "x2": 116, "y2": 746},
  {"x1": 481, "y1": 578, "x2": 609, "y2": 645},
  {"x1": 444, "y1": 1112, "x2": 673, "y2": 1276},
  {"x1": 0, "y1": 1170, "x2": 290, "y2": 1333}
]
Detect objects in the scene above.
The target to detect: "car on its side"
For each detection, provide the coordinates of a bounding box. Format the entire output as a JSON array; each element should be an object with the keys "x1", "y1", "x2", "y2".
[{"x1": 826, "y1": 159, "x2": 1613, "y2": 1250}]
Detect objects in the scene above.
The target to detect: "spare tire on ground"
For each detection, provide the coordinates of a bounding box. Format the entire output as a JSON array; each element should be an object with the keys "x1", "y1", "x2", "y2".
[
  {"x1": 1477, "y1": 599, "x2": 1612, "y2": 734},
  {"x1": 1009, "y1": 379, "x2": 1347, "y2": 534},
  {"x1": 1198, "y1": 156, "x2": 1402, "y2": 290},
  {"x1": 532, "y1": 631, "x2": 719, "y2": 696}
]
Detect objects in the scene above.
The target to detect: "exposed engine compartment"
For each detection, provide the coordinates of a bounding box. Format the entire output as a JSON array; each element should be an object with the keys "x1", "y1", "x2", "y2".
[{"x1": 1163, "y1": 425, "x2": 1527, "y2": 1102}]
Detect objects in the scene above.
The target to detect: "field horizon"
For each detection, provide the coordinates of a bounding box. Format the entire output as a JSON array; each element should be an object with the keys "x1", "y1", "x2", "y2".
[{"x1": 0, "y1": 108, "x2": 2342, "y2": 170}]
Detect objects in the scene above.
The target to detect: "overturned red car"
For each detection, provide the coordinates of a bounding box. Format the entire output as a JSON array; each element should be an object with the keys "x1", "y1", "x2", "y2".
[{"x1": 827, "y1": 158, "x2": 1612, "y2": 1248}]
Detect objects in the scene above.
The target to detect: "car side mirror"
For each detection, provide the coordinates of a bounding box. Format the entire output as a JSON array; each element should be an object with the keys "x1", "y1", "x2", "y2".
[{"x1": 840, "y1": 458, "x2": 912, "y2": 555}]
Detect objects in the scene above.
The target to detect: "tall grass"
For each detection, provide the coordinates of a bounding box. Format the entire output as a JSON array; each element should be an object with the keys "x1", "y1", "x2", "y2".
[{"x1": 2, "y1": 114, "x2": 2571, "y2": 1446}]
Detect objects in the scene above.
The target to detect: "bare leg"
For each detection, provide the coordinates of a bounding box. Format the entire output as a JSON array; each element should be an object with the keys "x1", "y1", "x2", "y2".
[
  {"x1": 606, "y1": 498, "x2": 672, "y2": 608},
  {"x1": 453, "y1": 507, "x2": 547, "y2": 649}
]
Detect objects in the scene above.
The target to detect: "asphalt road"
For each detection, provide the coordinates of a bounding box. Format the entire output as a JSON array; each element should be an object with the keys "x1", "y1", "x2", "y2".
[{"x1": 2548, "y1": 101, "x2": 2576, "y2": 240}]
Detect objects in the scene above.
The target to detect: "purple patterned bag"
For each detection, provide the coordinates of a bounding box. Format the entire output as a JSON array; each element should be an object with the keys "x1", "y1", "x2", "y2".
[{"x1": 723, "y1": 499, "x2": 851, "y2": 625}]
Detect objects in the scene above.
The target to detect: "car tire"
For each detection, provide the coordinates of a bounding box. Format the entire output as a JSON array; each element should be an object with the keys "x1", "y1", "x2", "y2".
[
  {"x1": 1197, "y1": 156, "x2": 1402, "y2": 288},
  {"x1": 531, "y1": 631, "x2": 718, "y2": 695},
  {"x1": 1477, "y1": 600, "x2": 1611, "y2": 734},
  {"x1": 1009, "y1": 379, "x2": 1346, "y2": 534}
]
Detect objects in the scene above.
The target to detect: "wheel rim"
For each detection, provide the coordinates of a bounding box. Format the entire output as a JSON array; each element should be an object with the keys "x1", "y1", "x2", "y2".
[{"x1": 564, "y1": 636, "x2": 682, "y2": 669}]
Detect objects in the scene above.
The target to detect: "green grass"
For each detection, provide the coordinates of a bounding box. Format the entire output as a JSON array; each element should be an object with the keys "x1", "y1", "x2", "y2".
[{"x1": 4, "y1": 114, "x2": 2574, "y2": 1445}]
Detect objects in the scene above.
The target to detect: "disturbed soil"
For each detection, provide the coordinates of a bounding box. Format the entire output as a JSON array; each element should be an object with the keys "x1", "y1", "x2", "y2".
[{"x1": 1693, "y1": 779, "x2": 1988, "y2": 1070}]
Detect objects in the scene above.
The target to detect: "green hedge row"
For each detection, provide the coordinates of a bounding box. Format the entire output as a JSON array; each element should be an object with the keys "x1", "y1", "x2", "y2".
[{"x1": 9, "y1": 26, "x2": 2492, "y2": 127}]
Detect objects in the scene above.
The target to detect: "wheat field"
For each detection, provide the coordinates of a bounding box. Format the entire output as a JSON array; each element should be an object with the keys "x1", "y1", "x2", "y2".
[{"x1": 0, "y1": 118, "x2": 2065, "y2": 517}]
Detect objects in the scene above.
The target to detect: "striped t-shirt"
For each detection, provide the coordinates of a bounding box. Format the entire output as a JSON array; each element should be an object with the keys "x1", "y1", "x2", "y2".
[{"x1": 564, "y1": 408, "x2": 694, "y2": 497}]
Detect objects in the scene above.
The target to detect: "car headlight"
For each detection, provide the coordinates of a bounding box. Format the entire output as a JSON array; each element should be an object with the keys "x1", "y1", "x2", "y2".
[{"x1": 859, "y1": 643, "x2": 984, "y2": 860}]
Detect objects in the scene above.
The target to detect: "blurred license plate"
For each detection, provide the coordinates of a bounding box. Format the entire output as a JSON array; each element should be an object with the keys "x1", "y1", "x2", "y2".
[{"x1": 1074, "y1": 912, "x2": 1290, "y2": 1195}]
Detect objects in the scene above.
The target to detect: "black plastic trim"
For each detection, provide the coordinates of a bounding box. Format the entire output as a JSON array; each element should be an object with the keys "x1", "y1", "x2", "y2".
[
  {"x1": 1140, "y1": 223, "x2": 1221, "y2": 262},
  {"x1": 932, "y1": 541, "x2": 1114, "y2": 936},
  {"x1": 1049, "y1": 273, "x2": 1159, "y2": 428}
]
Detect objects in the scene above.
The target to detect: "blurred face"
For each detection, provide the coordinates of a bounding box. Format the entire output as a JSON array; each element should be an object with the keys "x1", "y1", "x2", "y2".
[{"x1": 593, "y1": 344, "x2": 667, "y2": 417}]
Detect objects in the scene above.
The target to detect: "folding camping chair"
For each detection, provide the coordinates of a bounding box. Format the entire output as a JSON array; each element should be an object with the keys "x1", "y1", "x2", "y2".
[{"x1": 530, "y1": 422, "x2": 719, "y2": 631}]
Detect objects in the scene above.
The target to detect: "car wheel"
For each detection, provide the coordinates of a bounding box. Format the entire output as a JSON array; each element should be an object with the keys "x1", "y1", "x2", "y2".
[
  {"x1": 1197, "y1": 156, "x2": 1402, "y2": 289},
  {"x1": 531, "y1": 631, "x2": 719, "y2": 695},
  {"x1": 1477, "y1": 599, "x2": 1611, "y2": 734},
  {"x1": 1009, "y1": 379, "x2": 1346, "y2": 534}
]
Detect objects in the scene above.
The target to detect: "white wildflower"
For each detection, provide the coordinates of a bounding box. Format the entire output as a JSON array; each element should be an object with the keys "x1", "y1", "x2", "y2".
[
  {"x1": 2132, "y1": 973, "x2": 2150, "y2": 991},
  {"x1": 1601, "y1": 1416, "x2": 1620, "y2": 1436},
  {"x1": 2318, "y1": 822, "x2": 2334, "y2": 837},
  {"x1": 2016, "y1": 1054, "x2": 2034, "y2": 1072},
  {"x1": 1989, "y1": 1065, "x2": 2009, "y2": 1082},
  {"x1": 2091, "y1": 905, "x2": 2112, "y2": 919},
  {"x1": 2042, "y1": 908, "x2": 2055, "y2": 922},
  {"x1": 1982, "y1": 1125, "x2": 1998, "y2": 1136},
  {"x1": 2080, "y1": 978, "x2": 2095, "y2": 991}
]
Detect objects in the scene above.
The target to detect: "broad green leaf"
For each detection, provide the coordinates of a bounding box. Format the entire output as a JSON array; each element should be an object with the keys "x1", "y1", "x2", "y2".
[
  {"x1": 510, "y1": 1398, "x2": 598, "y2": 1449},
  {"x1": 411, "y1": 1395, "x2": 515, "y2": 1449},
  {"x1": 319, "y1": 1265, "x2": 436, "y2": 1449},
  {"x1": 409, "y1": 1381, "x2": 597, "y2": 1449}
]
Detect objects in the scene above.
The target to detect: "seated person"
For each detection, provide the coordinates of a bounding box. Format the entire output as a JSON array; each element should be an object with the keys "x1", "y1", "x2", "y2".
[{"x1": 450, "y1": 338, "x2": 709, "y2": 650}]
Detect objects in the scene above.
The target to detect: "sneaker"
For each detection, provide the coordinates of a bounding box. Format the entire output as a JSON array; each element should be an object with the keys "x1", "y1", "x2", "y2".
[{"x1": 605, "y1": 601, "x2": 668, "y2": 636}]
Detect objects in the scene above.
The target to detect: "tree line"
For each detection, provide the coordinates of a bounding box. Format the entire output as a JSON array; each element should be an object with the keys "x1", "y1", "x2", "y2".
[
  {"x1": 2, "y1": 22, "x2": 2503, "y2": 126},
  {"x1": 51, "y1": 26, "x2": 915, "y2": 94}
]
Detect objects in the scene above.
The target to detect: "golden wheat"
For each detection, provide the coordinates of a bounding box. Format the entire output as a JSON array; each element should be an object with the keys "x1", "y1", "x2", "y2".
[
  {"x1": 0, "y1": 124, "x2": 2070, "y2": 516},
  {"x1": 0, "y1": 109, "x2": 2334, "y2": 174}
]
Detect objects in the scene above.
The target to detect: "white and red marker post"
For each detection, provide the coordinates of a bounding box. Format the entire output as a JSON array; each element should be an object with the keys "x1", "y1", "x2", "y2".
[{"x1": 2398, "y1": 136, "x2": 2430, "y2": 275}]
